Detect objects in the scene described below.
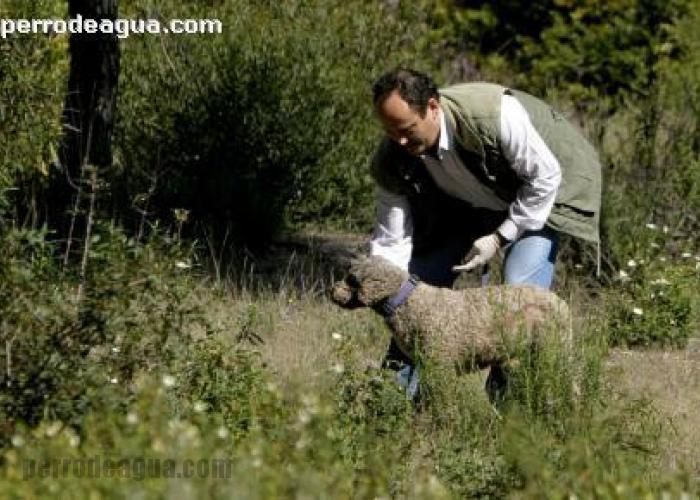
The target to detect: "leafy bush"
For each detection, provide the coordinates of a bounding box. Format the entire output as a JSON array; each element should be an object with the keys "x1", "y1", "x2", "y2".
[
  {"x1": 598, "y1": 4, "x2": 700, "y2": 343},
  {"x1": 421, "y1": 0, "x2": 688, "y2": 105},
  {"x1": 605, "y1": 241, "x2": 698, "y2": 347},
  {"x1": 0, "y1": 0, "x2": 67, "y2": 219},
  {"x1": 113, "y1": 0, "x2": 436, "y2": 246},
  {"x1": 514, "y1": 0, "x2": 687, "y2": 106},
  {"x1": 0, "y1": 223, "x2": 261, "y2": 445},
  {"x1": 561, "y1": 2, "x2": 700, "y2": 270}
]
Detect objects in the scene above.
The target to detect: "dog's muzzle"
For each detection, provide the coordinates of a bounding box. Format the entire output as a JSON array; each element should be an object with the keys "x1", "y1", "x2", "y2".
[{"x1": 330, "y1": 278, "x2": 363, "y2": 309}]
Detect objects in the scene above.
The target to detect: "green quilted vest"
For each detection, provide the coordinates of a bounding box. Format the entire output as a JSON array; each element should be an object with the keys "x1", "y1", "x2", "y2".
[{"x1": 371, "y1": 82, "x2": 602, "y2": 244}]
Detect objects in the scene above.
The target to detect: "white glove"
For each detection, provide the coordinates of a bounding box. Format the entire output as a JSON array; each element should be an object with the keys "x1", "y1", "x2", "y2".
[{"x1": 452, "y1": 233, "x2": 502, "y2": 272}]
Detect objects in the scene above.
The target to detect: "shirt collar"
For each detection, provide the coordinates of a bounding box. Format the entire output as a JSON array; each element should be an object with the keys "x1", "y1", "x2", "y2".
[
  {"x1": 420, "y1": 107, "x2": 450, "y2": 162},
  {"x1": 438, "y1": 106, "x2": 450, "y2": 154}
]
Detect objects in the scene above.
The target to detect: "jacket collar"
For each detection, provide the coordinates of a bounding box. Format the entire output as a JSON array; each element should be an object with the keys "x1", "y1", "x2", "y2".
[{"x1": 439, "y1": 92, "x2": 485, "y2": 159}]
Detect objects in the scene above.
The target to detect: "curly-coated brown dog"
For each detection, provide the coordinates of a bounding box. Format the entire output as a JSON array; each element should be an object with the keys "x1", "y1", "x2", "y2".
[{"x1": 331, "y1": 255, "x2": 571, "y2": 371}]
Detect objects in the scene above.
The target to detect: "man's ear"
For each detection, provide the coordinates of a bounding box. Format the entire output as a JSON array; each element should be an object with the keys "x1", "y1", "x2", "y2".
[{"x1": 426, "y1": 96, "x2": 440, "y2": 118}]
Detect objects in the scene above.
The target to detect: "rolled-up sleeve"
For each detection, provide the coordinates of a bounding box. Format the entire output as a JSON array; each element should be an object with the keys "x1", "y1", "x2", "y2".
[
  {"x1": 369, "y1": 187, "x2": 413, "y2": 271},
  {"x1": 498, "y1": 94, "x2": 562, "y2": 241}
]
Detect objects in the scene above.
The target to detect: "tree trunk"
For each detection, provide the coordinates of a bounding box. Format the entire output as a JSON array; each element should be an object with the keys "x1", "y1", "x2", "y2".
[{"x1": 51, "y1": 0, "x2": 119, "y2": 242}]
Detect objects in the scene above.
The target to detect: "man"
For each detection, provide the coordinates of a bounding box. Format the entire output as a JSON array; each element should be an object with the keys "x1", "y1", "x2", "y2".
[{"x1": 369, "y1": 68, "x2": 601, "y2": 399}]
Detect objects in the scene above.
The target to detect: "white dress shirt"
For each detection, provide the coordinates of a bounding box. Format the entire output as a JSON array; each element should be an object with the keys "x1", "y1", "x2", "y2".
[{"x1": 370, "y1": 93, "x2": 562, "y2": 270}]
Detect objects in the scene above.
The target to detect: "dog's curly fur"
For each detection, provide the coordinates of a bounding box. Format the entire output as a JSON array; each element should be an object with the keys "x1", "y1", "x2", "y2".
[{"x1": 331, "y1": 255, "x2": 571, "y2": 370}]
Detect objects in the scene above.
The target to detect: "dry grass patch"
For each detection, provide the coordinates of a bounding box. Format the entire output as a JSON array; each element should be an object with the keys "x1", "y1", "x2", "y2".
[{"x1": 607, "y1": 340, "x2": 700, "y2": 474}]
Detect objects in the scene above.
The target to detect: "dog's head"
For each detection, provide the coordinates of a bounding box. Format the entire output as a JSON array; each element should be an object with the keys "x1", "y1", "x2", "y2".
[{"x1": 330, "y1": 255, "x2": 408, "y2": 309}]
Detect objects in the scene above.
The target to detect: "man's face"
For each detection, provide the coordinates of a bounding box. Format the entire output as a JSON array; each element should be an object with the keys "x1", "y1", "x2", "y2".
[{"x1": 375, "y1": 90, "x2": 441, "y2": 156}]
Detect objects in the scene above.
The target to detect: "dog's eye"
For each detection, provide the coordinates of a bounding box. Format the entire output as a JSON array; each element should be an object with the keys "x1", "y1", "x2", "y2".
[{"x1": 346, "y1": 275, "x2": 360, "y2": 288}]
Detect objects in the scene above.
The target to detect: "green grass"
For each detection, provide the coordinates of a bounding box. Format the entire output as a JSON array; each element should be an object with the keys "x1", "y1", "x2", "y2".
[{"x1": 0, "y1": 230, "x2": 697, "y2": 498}]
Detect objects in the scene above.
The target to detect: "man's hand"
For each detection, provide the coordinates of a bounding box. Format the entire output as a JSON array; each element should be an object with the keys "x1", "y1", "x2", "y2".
[{"x1": 452, "y1": 233, "x2": 502, "y2": 272}]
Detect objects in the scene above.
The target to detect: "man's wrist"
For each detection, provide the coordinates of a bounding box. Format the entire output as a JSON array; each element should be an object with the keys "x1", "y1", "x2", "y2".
[
  {"x1": 496, "y1": 218, "x2": 519, "y2": 243},
  {"x1": 494, "y1": 230, "x2": 510, "y2": 247}
]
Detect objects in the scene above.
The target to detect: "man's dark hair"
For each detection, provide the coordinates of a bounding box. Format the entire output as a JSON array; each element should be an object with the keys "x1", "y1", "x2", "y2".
[{"x1": 372, "y1": 68, "x2": 439, "y2": 117}]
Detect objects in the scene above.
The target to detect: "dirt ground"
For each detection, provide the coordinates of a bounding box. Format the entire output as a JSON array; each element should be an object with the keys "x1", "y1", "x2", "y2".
[{"x1": 607, "y1": 340, "x2": 700, "y2": 475}]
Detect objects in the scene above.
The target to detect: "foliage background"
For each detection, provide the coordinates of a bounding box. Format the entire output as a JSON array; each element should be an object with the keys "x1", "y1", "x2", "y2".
[
  {"x1": 111, "y1": 0, "x2": 436, "y2": 247},
  {"x1": 2, "y1": 0, "x2": 699, "y2": 258}
]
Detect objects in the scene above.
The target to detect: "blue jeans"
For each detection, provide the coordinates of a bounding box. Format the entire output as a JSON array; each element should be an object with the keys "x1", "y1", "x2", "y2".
[
  {"x1": 502, "y1": 226, "x2": 560, "y2": 288},
  {"x1": 389, "y1": 222, "x2": 560, "y2": 399},
  {"x1": 409, "y1": 225, "x2": 560, "y2": 289}
]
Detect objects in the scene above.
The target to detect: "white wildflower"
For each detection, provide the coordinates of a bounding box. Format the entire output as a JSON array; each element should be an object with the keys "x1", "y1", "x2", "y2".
[
  {"x1": 168, "y1": 419, "x2": 185, "y2": 433},
  {"x1": 45, "y1": 421, "x2": 62, "y2": 438},
  {"x1": 427, "y1": 474, "x2": 448, "y2": 495},
  {"x1": 111, "y1": 346, "x2": 120, "y2": 353},
  {"x1": 151, "y1": 438, "x2": 166, "y2": 453},
  {"x1": 175, "y1": 261, "x2": 191, "y2": 269},
  {"x1": 216, "y1": 426, "x2": 229, "y2": 439},
  {"x1": 66, "y1": 431, "x2": 80, "y2": 448},
  {"x1": 126, "y1": 412, "x2": 139, "y2": 425},
  {"x1": 650, "y1": 242, "x2": 660, "y2": 249},
  {"x1": 182, "y1": 425, "x2": 199, "y2": 444},
  {"x1": 193, "y1": 401, "x2": 207, "y2": 413},
  {"x1": 645, "y1": 223, "x2": 657, "y2": 230},
  {"x1": 627, "y1": 259, "x2": 637, "y2": 268},
  {"x1": 682, "y1": 252, "x2": 692, "y2": 259},
  {"x1": 659, "y1": 256, "x2": 667, "y2": 263},
  {"x1": 295, "y1": 438, "x2": 309, "y2": 450},
  {"x1": 252, "y1": 457, "x2": 263, "y2": 468},
  {"x1": 632, "y1": 307, "x2": 644, "y2": 316},
  {"x1": 298, "y1": 410, "x2": 311, "y2": 425},
  {"x1": 161, "y1": 374, "x2": 176, "y2": 388},
  {"x1": 651, "y1": 278, "x2": 670, "y2": 285},
  {"x1": 618, "y1": 270, "x2": 630, "y2": 281},
  {"x1": 11, "y1": 435, "x2": 24, "y2": 447},
  {"x1": 110, "y1": 377, "x2": 118, "y2": 384},
  {"x1": 331, "y1": 332, "x2": 343, "y2": 341},
  {"x1": 574, "y1": 264, "x2": 583, "y2": 269},
  {"x1": 300, "y1": 394, "x2": 319, "y2": 409},
  {"x1": 330, "y1": 363, "x2": 345, "y2": 374},
  {"x1": 663, "y1": 225, "x2": 669, "y2": 234}
]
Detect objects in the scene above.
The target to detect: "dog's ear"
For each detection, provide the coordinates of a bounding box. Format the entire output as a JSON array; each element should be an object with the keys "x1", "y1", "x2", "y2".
[
  {"x1": 347, "y1": 255, "x2": 370, "y2": 273},
  {"x1": 346, "y1": 255, "x2": 380, "y2": 284}
]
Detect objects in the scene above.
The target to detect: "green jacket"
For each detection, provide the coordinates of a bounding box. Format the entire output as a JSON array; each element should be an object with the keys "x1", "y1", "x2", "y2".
[{"x1": 371, "y1": 82, "x2": 602, "y2": 245}]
